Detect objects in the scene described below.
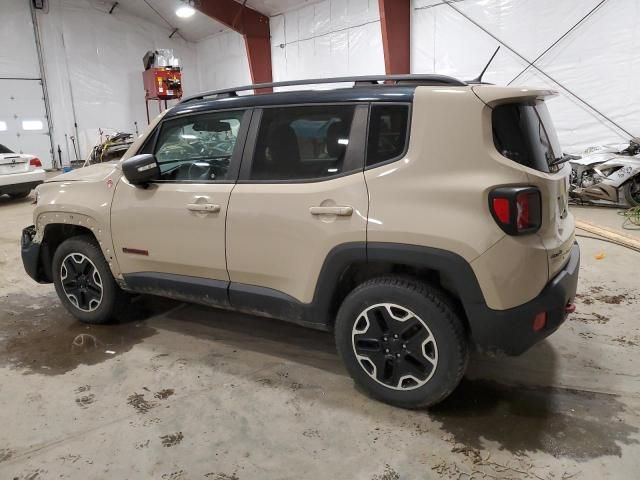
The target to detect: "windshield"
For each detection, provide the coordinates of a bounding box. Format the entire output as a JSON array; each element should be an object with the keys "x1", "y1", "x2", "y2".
[
  {"x1": 0, "y1": 144, "x2": 14, "y2": 154},
  {"x1": 492, "y1": 101, "x2": 563, "y2": 173}
]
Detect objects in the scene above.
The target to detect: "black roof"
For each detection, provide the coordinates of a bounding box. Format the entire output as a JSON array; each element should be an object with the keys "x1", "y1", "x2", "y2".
[
  {"x1": 166, "y1": 74, "x2": 467, "y2": 119},
  {"x1": 167, "y1": 86, "x2": 418, "y2": 118}
]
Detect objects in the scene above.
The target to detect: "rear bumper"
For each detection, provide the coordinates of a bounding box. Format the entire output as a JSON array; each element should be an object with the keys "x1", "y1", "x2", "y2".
[
  {"x1": 0, "y1": 169, "x2": 45, "y2": 193},
  {"x1": 467, "y1": 243, "x2": 580, "y2": 355}
]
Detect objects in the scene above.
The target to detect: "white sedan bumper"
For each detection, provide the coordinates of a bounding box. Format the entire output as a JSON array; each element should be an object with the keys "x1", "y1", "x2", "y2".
[{"x1": 0, "y1": 169, "x2": 46, "y2": 194}]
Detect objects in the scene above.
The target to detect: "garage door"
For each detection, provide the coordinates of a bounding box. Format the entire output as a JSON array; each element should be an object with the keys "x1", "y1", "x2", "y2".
[{"x1": 0, "y1": 78, "x2": 52, "y2": 164}]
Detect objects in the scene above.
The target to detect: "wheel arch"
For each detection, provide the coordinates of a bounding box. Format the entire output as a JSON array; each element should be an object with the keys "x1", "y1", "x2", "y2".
[
  {"x1": 314, "y1": 242, "x2": 486, "y2": 330},
  {"x1": 33, "y1": 212, "x2": 121, "y2": 282}
]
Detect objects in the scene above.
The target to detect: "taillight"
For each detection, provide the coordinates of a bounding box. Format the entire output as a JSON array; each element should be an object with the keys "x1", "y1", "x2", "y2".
[
  {"x1": 29, "y1": 157, "x2": 42, "y2": 167},
  {"x1": 489, "y1": 186, "x2": 541, "y2": 235}
]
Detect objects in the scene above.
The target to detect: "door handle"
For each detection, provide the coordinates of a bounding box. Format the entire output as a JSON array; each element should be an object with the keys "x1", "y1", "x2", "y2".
[
  {"x1": 309, "y1": 206, "x2": 353, "y2": 216},
  {"x1": 187, "y1": 203, "x2": 221, "y2": 213}
]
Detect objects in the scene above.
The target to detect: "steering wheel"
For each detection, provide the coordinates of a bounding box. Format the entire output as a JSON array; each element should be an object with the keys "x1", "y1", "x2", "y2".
[{"x1": 187, "y1": 161, "x2": 212, "y2": 180}]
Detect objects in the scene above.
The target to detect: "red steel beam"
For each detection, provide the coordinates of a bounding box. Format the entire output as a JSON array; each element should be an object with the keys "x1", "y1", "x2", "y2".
[
  {"x1": 197, "y1": 0, "x2": 273, "y2": 92},
  {"x1": 378, "y1": 0, "x2": 411, "y2": 74}
]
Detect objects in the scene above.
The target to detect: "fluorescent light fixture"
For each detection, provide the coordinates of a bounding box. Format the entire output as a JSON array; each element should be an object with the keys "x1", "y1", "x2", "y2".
[
  {"x1": 176, "y1": 5, "x2": 196, "y2": 18},
  {"x1": 180, "y1": 134, "x2": 197, "y2": 139},
  {"x1": 0, "y1": 121, "x2": 7, "y2": 131},
  {"x1": 337, "y1": 138, "x2": 349, "y2": 145},
  {"x1": 22, "y1": 120, "x2": 43, "y2": 131}
]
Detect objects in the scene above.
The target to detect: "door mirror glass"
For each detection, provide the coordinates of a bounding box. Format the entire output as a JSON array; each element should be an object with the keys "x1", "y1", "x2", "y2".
[{"x1": 122, "y1": 154, "x2": 160, "y2": 186}]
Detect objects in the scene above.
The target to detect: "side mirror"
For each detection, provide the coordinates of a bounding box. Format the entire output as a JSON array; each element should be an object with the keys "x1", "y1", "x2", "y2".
[{"x1": 122, "y1": 154, "x2": 160, "y2": 186}]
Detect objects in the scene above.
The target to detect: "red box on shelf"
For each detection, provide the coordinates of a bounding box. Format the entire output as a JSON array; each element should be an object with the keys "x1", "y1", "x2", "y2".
[{"x1": 143, "y1": 67, "x2": 182, "y2": 100}]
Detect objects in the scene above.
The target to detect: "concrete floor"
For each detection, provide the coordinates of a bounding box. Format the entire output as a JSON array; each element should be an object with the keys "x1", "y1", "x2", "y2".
[{"x1": 0, "y1": 192, "x2": 639, "y2": 480}]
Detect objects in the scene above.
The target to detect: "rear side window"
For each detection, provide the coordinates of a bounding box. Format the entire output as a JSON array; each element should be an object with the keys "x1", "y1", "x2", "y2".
[
  {"x1": 492, "y1": 102, "x2": 562, "y2": 173},
  {"x1": 366, "y1": 104, "x2": 410, "y2": 167},
  {"x1": 0, "y1": 144, "x2": 14, "y2": 154},
  {"x1": 250, "y1": 105, "x2": 355, "y2": 181}
]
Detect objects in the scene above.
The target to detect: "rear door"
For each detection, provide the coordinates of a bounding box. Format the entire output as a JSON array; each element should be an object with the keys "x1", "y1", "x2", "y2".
[{"x1": 226, "y1": 104, "x2": 369, "y2": 306}]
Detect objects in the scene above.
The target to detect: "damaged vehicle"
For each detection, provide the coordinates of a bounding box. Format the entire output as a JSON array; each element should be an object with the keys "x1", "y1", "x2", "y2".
[
  {"x1": 569, "y1": 139, "x2": 640, "y2": 206},
  {"x1": 21, "y1": 75, "x2": 579, "y2": 408}
]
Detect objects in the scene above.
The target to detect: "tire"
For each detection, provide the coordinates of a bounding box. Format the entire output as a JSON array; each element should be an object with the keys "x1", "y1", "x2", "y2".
[
  {"x1": 52, "y1": 235, "x2": 127, "y2": 324},
  {"x1": 623, "y1": 177, "x2": 640, "y2": 207},
  {"x1": 335, "y1": 276, "x2": 468, "y2": 409},
  {"x1": 8, "y1": 190, "x2": 30, "y2": 199}
]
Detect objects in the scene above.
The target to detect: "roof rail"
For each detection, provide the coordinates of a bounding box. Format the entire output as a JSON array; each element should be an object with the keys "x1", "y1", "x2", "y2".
[{"x1": 180, "y1": 74, "x2": 467, "y2": 104}]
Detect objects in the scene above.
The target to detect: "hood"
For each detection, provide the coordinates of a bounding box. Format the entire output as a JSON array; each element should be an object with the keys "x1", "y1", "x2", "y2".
[
  {"x1": 46, "y1": 161, "x2": 120, "y2": 183},
  {"x1": 570, "y1": 152, "x2": 626, "y2": 167}
]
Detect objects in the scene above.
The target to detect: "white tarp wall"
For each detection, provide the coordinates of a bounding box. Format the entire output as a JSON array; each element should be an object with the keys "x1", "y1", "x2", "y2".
[
  {"x1": 412, "y1": 0, "x2": 640, "y2": 152},
  {"x1": 37, "y1": 0, "x2": 199, "y2": 161},
  {"x1": 269, "y1": 0, "x2": 385, "y2": 88},
  {"x1": 197, "y1": 31, "x2": 251, "y2": 91},
  {"x1": 196, "y1": 0, "x2": 386, "y2": 93},
  {"x1": 0, "y1": 0, "x2": 53, "y2": 167}
]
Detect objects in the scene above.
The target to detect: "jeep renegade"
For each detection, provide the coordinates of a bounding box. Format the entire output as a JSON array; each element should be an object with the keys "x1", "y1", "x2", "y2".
[{"x1": 22, "y1": 75, "x2": 579, "y2": 408}]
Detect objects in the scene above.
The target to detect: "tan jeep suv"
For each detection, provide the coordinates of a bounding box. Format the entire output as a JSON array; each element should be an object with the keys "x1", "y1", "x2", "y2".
[{"x1": 21, "y1": 75, "x2": 579, "y2": 408}]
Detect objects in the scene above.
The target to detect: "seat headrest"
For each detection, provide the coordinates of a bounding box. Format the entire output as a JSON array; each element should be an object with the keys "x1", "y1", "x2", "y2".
[{"x1": 326, "y1": 121, "x2": 349, "y2": 159}]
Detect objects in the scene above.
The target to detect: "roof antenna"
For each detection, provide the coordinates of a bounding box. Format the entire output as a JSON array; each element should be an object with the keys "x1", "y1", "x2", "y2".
[{"x1": 469, "y1": 46, "x2": 500, "y2": 84}]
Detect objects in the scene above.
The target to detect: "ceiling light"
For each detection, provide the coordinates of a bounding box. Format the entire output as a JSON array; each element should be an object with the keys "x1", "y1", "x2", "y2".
[{"x1": 176, "y1": 5, "x2": 195, "y2": 18}]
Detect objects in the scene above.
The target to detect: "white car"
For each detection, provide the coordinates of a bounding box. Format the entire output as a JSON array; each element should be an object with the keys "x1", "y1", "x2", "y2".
[{"x1": 0, "y1": 144, "x2": 45, "y2": 199}]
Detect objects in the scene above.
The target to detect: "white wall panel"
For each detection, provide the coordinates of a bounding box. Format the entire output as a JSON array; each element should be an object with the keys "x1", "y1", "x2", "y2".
[
  {"x1": 411, "y1": 0, "x2": 640, "y2": 152},
  {"x1": 0, "y1": 0, "x2": 40, "y2": 79},
  {"x1": 270, "y1": 0, "x2": 384, "y2": 89},
  {"x1": 196, "y1": 31, "x2": 252, "y2": 91},
  {"x1": 37, "y1": 0, "x2": 199, "y2": 160}
]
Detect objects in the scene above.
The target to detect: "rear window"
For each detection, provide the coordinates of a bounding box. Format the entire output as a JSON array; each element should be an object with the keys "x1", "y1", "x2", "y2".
[
  {"x1": 0, "y1": 144, "x2": 14, "y2": 154},
  {"x1": 492, "y1": 102, "x2": 562, "y2": 173}
]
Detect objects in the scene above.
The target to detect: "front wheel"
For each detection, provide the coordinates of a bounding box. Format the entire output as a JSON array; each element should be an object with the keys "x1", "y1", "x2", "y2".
[
  {"x1": 52, "y1": 236, "x2": 127, "y2": 324},
  {"x1": 623, "y1": 176, "x2": 640, "y2": 207},
  {"x1": 335, "y1": 276, "x2": 468, "y2": 409}
]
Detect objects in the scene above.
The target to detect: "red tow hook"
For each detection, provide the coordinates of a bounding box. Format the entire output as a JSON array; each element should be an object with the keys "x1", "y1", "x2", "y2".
[{"x1": 565, "y1": 303, "x2": 576, "y2": 314}]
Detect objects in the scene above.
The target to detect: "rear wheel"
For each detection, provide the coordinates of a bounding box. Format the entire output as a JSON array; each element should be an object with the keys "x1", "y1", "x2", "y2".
[
  {"x1": 623, "y1": 176, "x2": 640, "y2": 206},
  {"x1": 335, "y1": 276, "x2": 468, "y2": 408},
  {"x1": 52, "y1": 236, "x2": 127, "y2": 324},
  {"x1": 8, "y1": 190, "x2": 30, "y2": 199}
]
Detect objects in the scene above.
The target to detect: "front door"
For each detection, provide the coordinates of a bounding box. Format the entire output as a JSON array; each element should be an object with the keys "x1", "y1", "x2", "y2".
[
  {"x1": 226, "y1": 104, "x2": 369, "y2": 306},
  {"x1": 111, "y1": 108, "x2": 251, "y2": 300}
]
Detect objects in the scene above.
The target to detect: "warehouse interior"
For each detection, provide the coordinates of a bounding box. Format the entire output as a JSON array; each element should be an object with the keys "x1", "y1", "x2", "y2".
[{"x1": 1, "y1": 0, "x2": 639, "y2": 479}]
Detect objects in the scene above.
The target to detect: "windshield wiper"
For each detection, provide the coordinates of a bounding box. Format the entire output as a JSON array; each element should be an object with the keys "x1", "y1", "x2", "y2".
[{"x1": 549, "y1": 153, "x2": 578, "y2": 167}]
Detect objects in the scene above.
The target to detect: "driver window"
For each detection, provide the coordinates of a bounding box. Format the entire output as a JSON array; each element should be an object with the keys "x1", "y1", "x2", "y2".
[{"x1": 154, "y1": 110, "x2": 245, "y2": 182}]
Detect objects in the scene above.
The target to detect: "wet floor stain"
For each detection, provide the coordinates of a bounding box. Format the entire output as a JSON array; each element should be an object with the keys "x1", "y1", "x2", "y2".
[
  {"x1": 154, "y1": 388, "x2": 175, "y2": 400},
  {"x1": 0, "y1": 293, "x2": 177, "y2": 375},
  {"x1": 430, "y1": 379, "x2": 639, "y2": 460},
  {"x1": 161, "y1": 470, "x2": 186, "y2": 480},
  {"x1": 127, "y1": 393, "x2": 157, "y2": 414},
  {"x1": 160, "y1": 431, "x2": 184, "y2": 447},
  {"x1": 371, "y1": 464, "x2": 400, "y2": 480},
  {"x1": 0, "y1": 448, "x2": 14, "y2": 462},
  {"x1": 204, "y1": 473, "x2": 239, "y2": 480}
]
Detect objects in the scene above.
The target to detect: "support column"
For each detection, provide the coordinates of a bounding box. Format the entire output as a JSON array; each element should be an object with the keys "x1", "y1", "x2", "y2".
[
  {"x1": 378, "y1": 0, "x2": 411, "y2": 74},
  {"x1": 197, "y1": 0, "x2": 273, "y2": 92}
]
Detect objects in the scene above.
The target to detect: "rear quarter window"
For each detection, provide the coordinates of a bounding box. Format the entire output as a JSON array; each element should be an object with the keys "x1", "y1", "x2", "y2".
[
  {"x1": 366, "y1": 104, "x2": 410, "y2": 168},
  {"x1": 492, "y1": 102, "x2": 562, "y2": 173}
]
